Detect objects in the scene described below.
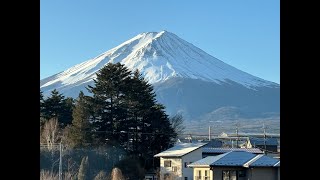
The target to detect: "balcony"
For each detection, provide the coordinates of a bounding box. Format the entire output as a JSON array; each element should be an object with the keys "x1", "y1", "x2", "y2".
[{"x1": 194, "y1": 176, "x2": 210, "y2": 180}]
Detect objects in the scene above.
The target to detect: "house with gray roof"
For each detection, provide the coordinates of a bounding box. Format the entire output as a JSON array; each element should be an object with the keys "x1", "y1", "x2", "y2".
[
  {"x1": 154, "y1": 142, "x2": 207, "y2": 180},
  {"x1": 188, "y1": 151, "x2": 280, "y2": 180}
]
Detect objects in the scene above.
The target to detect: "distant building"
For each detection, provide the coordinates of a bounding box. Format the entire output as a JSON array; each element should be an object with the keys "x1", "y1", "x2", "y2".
[
  {"x1": 222, "y1": 139, "x2": 246, "y2": 148},
  {"x1": 219, "y1": 132, "x2": 229, "y2": 138},
  {"x1": 188, "y1": 151, "x2": 280, "y2": 180},
  {"x1": 246, "y1": 137, "x2": 278, "y2": 152},
  {"x1": 202, "y1": 139, "x2": 223, "y2": 148},
  {"x1": 176, "y1": 138, "x2": 199, "y2": 144},
  {"x1": 154, "y1": 143, "x2": 207, "y2": 180}
]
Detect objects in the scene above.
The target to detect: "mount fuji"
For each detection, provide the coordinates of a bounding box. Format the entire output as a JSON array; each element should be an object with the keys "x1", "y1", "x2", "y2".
[{"x1": 40, "y1": 31, "x2": 280, "y2": 133}]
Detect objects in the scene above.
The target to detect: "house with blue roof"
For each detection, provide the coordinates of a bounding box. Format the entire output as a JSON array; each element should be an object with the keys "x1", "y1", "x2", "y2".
[
  {"x1": 246, "y1": 137, "x2": 278, "y2": 153},
  {"x1": 188, "y1": 151, "x2": 280, "y2": 180},
  {"x1": 202, "y1": 147, "x2": 263, "y2": 158}
]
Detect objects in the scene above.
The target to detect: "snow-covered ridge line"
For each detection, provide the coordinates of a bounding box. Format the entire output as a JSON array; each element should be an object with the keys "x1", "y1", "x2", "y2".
[{"x1": 40, "y1": 31, "x2": 278, "y2": 90}]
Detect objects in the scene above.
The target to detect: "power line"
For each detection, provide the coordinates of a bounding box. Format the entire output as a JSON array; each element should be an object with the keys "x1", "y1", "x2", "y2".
[{"x1": 66, "y1": 130, "x2": 279, "y2": 137}]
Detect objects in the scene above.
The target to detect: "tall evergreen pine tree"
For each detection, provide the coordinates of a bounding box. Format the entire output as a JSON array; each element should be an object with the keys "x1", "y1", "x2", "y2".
[
  {"x1": 42, "y1": 89, "x2": 74, "y2": 126},
  {"x1": 40, "y1": 90, "x2": 46, "y2": 126},
  {"x1": 67, "y1": 91, "x2": 92, "y2": 148},
  {"x1": 87, "y1": 63, "x2": 176, "y2": 170},
  {"x1": 87, "y1": 63, "x2": 131, "y2": 146}
]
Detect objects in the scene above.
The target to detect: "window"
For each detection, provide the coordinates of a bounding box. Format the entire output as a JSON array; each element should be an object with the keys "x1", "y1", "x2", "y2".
[
  {"x1": 164, "y1": 160, "x2": 171, "y2": 167},
  {"x1": 184, "y1": 177, "x2": 188, "y2": 180},
  {"x1": 196, "y1": 170, "x2": 202, "y2": 180},
  {"x1": 172, "y1": 166, "x2": 178, "y2": 172},
  {"x1": 222, "y1": 170, "x2": 237, "y2": 180},
  {"x1": 223, "y1": 171, "x2": 230, "y2": 180},
  {"x1": 204, "y1": 170, "x2": 209, "y2": 180},
  {"x1": 230, "y1": 171, "x2": 237, "y2": 180}
]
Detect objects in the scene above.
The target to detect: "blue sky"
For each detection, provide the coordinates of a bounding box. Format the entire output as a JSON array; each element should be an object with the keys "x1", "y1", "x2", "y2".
[{"x1": 40, "y1": 0, "x2": 279, "y2": 84}]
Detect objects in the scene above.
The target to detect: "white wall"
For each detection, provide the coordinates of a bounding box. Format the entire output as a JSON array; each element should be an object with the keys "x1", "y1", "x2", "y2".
[
  {"x1": 182, "y1": 148, "x2": 203, "y2": 180},
  {"x1": 193, "y1": 167, "x2": 213, "y2": 180},
  {"x1": 160, "y1": 157, "x2": 182, "y2": 179},
  {"x1": 159, "y1": 147, "x2": 203, "y2": 180}
]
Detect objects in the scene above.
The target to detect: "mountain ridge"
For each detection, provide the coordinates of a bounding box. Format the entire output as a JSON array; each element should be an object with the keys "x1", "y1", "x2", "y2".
[
  {"x1": 40, "y1": 31, "x2": 279, "y2": 132},
  {"x1": 40, "y1": 31, "x2": 278, "y2": 96}
]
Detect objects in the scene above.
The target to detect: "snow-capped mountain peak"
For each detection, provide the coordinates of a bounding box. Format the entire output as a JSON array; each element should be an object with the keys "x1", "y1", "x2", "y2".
[{"x1": 40, "y1": 31, "x2": 278, "y2": 95}]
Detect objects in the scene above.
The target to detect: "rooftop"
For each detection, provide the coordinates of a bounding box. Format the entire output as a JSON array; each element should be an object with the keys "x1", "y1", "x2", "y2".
[
  {"x1": 249, "y1": 155, "x2": 280, "y2": 167},
  {"x1": 187, "y1": 153, "x2": 228, "y2": 167},
  {"x1": 274, "y1": 161, "x2": 280, "y2": 167},
  {"x1": 248, "y1": 137, "x2": 278, "y2": 146},
  {"x1": 154, "y1": 143, "x2": 207, "y2": 157},
  {"x1": 188, "y1": 151, "x2": 280, "y2": 168},
  {"x1": 212, "y1": 151, "x2": 256, "y2": 167},
  {"x1": 202, "y1": 147, "x2": 263, "y2": 154}
]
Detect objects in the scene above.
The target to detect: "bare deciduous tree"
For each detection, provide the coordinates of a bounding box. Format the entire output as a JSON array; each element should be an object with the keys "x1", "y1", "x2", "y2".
[
  {"x1": 40, "y1": 170, "x2": 59, "y2": 180},
  {"x1": 111, "y1": 167, "x2": 125, "y2": 180},
  {"x1": 169, "y1": 114, "x2": 185, "y2": 136},
  {"x1": 94, "y1": 170, "x2": 108, "y2": 180},
  {"x1": 40, "y1": 118, "x2": 60, "y2": 150},
  {"x1": 40, "y1": 169, "x2": 77, "y2": 180},
  {"x1": 78, "y1": 156, "x2": 89, "y2": 180}
]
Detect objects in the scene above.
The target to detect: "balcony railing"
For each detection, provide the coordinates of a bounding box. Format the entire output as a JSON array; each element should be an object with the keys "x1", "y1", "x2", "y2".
[{"x1": 194, "y1": 176, "x2": 210, "y2": 180}]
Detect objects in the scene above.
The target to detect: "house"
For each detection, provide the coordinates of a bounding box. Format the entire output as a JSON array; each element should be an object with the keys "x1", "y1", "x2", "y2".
[
  {"x1": 246, "y1": 137, "x2": 278, "y2": 152},
  {"x1": 154, "y1": 142, "x2": 207, "y2": 180},
  {"x1": 201, "y1": 139, "x2": 223, "y2": 148},
  {"x1": 176, "y1": 138, "x2": 200, "y2": 144},
  {"x1": 202, "y1": 147, "x2": 263, "y2": 157},
  {"x1": 219, "y1": 132, "x2": 229, "y2": 138},
  {"x1": 188, "y1": 151, "x2": 280, "y2": 180},
  {"x1": 186, "y1": 156, "x2": 220, "y2": 179},
  {"x1": 245, "y1": 154, "x2": 280, "y2": 180}
]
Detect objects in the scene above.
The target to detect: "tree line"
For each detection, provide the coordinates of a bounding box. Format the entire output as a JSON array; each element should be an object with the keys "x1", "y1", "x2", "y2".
[{"x1": 40, "y1": 62, "x2": 184, "y2": 179}]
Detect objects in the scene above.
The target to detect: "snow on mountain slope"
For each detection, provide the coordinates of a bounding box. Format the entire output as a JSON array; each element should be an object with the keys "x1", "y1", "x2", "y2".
[{"x1": 40, "y1": 30, "x2": 278, "y2": 94}]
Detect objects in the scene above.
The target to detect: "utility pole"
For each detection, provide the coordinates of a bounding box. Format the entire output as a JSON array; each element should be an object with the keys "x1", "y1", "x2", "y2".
[
  {"x1": 236, "y1": 123, "x2": 239, "y2": 148},
  {"x1": 263, "y1": 124, "x2": 267, "y2": 154},
  {"x1": 209, "y1": 126, "x2": 211, "y2": 141},
  {"x1": 59, "y1": 142, "x2": 62, "y2": 180}
]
